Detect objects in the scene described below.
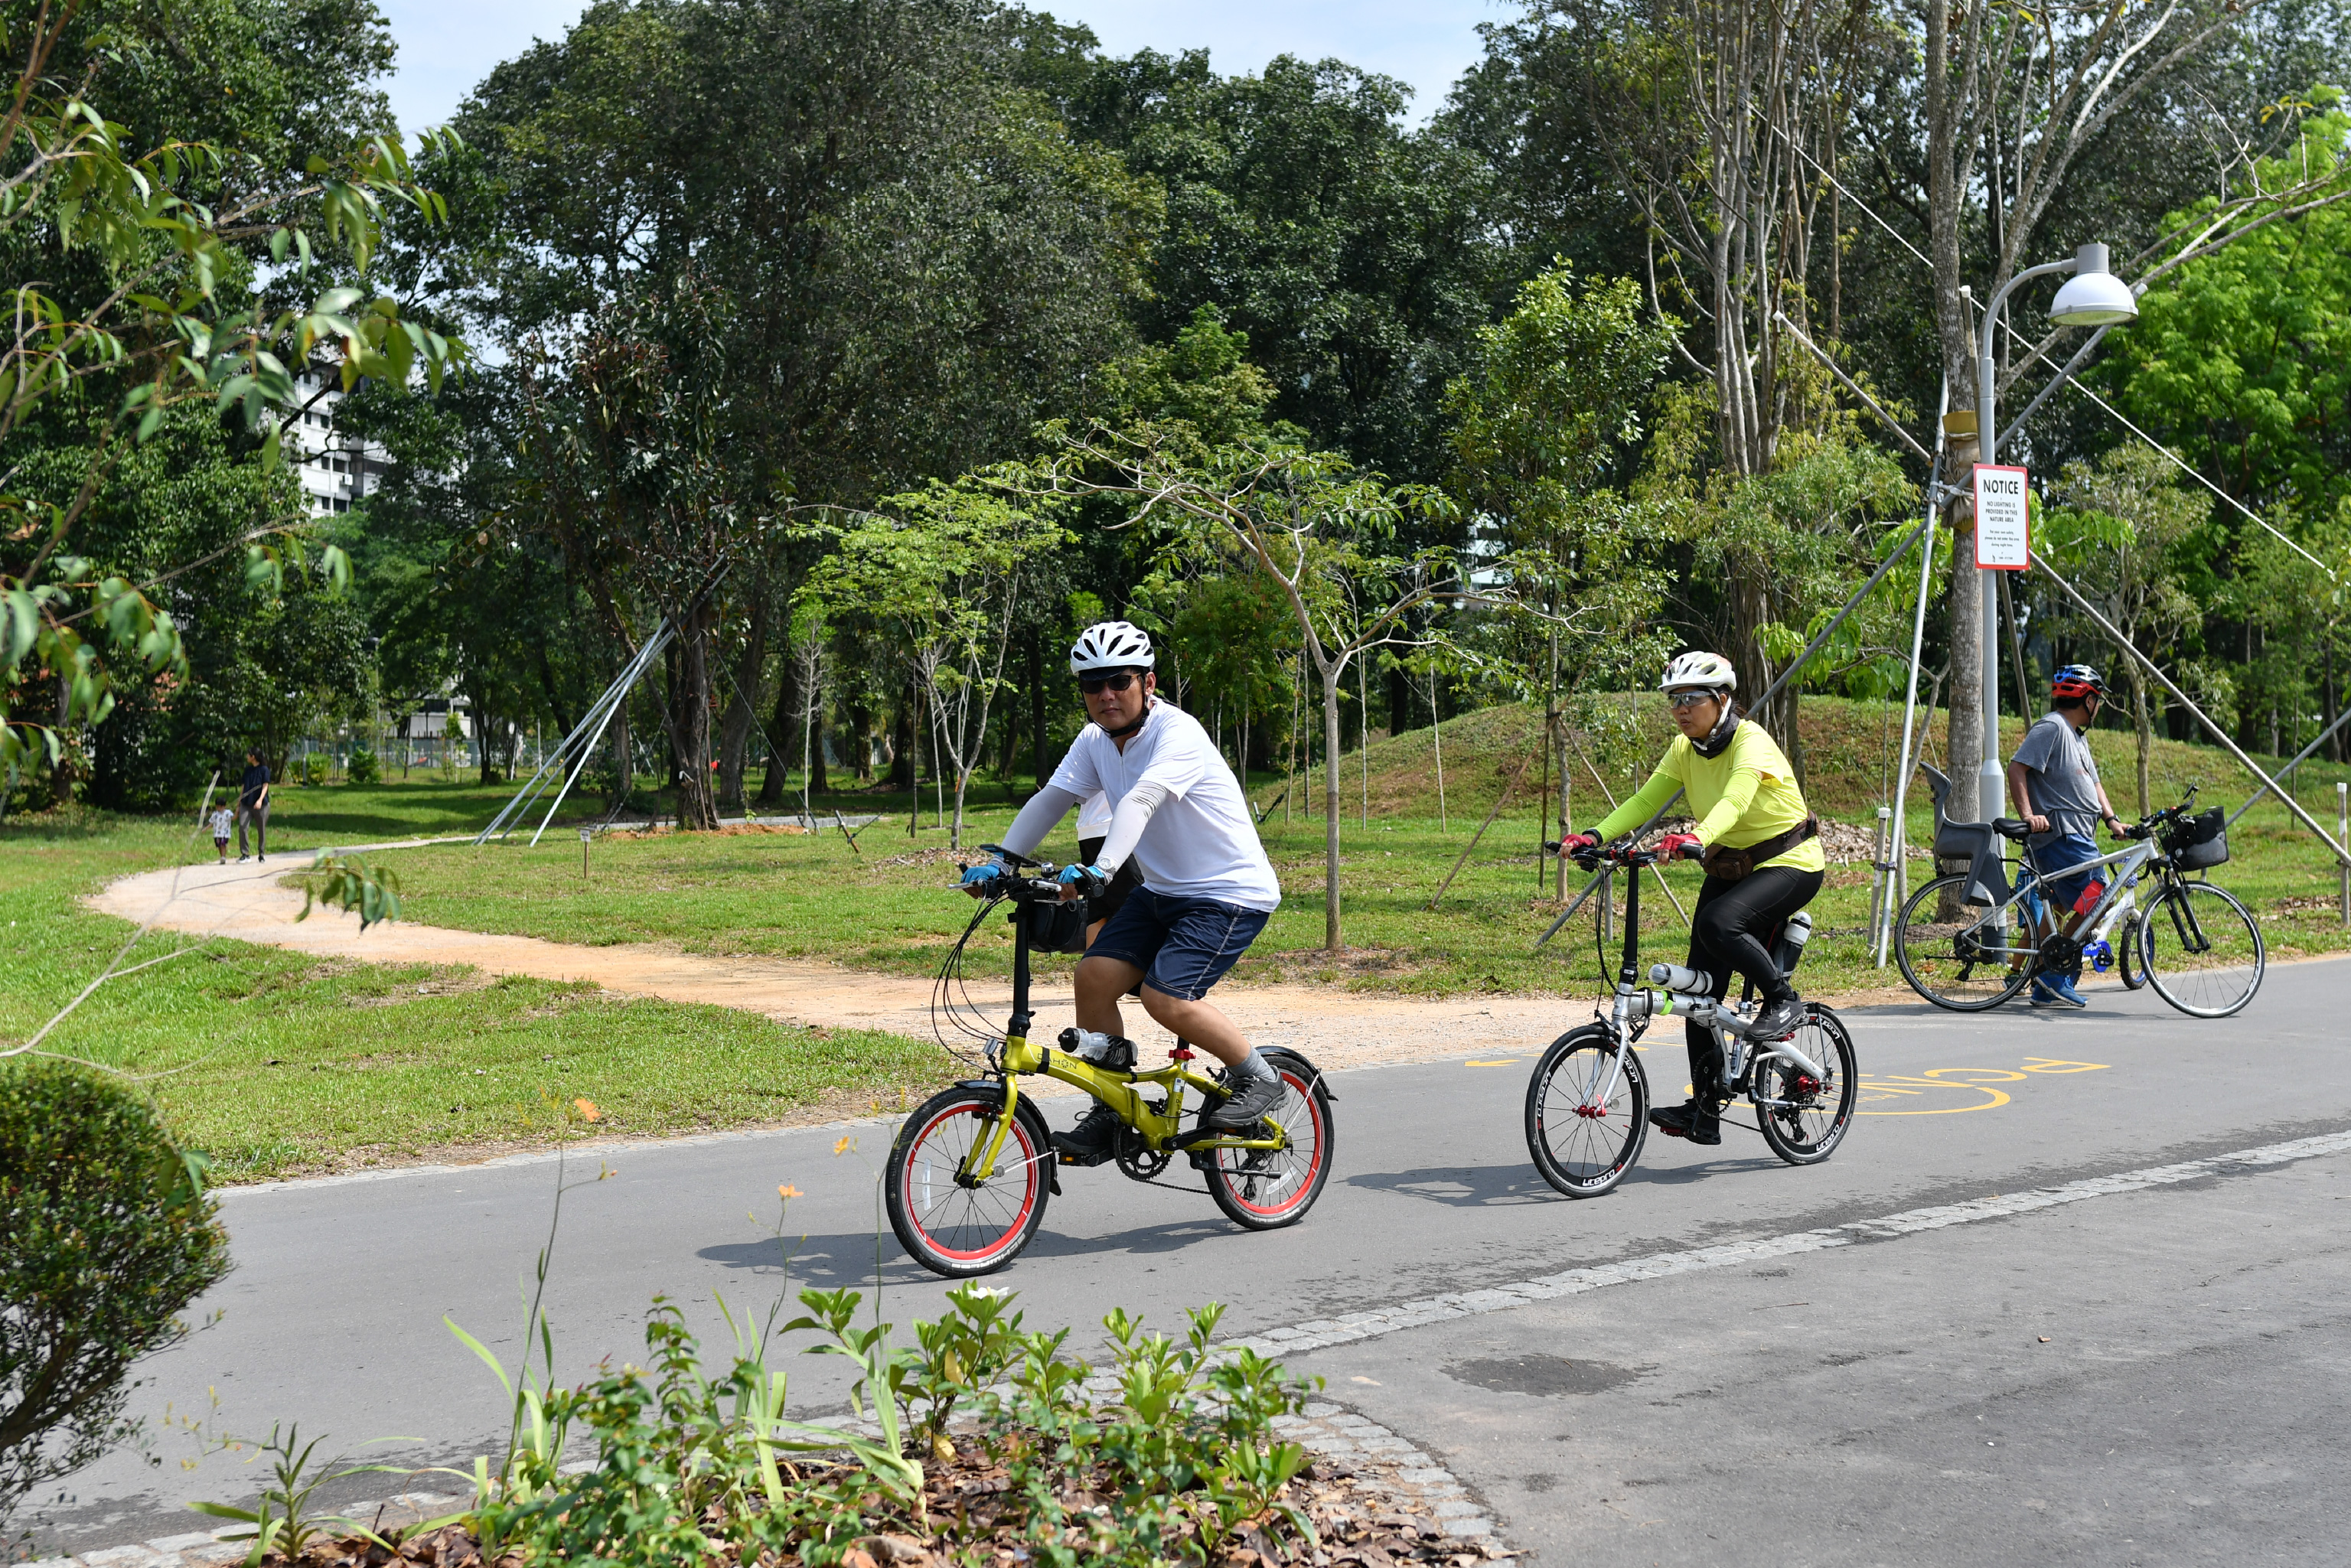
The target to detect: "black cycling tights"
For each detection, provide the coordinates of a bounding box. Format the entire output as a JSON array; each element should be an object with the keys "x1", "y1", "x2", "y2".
[{"x1": 1681, "y1": 864, "x2": 1825, "y2": 1094}]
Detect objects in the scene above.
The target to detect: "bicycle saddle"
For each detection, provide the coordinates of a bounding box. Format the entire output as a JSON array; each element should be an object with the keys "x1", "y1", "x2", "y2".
[{"x1": 1993, "y1": 817, "x2": 2030, "y2": 839}]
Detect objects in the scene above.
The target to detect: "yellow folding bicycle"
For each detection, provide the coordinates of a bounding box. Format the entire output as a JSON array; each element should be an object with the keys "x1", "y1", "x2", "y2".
[{"x1": 883, "y1": 847, "x2": 1335, "y2": 1277}]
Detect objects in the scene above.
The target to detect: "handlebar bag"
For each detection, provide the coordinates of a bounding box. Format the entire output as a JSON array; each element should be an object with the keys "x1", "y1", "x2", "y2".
[
  {"x1": 1021, "y1": 898, "x2": 1088, "y2": 955},
  {"x1": 2164, "y1": 808, "x2": 2229, "y2": 870}
]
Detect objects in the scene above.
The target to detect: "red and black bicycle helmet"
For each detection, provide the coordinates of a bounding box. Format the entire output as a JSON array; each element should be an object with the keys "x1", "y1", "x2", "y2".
[{"x1": 2051, "y1": 663, "x2": 2108, "y2": 701}]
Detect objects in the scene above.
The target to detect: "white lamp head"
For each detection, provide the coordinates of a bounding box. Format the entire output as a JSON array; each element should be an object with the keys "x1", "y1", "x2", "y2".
[{"x1": 2049, "y1": 242, "x2": 2138, "y2": 326}]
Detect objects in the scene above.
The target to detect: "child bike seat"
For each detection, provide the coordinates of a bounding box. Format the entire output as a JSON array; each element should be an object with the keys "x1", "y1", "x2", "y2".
[{"x1": 1918, "y1": 764, "x2": 2017, "y2": 906}]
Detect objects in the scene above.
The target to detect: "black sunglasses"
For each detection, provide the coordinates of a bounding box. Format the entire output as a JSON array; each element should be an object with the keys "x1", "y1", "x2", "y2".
[{"x1": 1079, "y1": 672, "x2": 1141, "y2": 695}]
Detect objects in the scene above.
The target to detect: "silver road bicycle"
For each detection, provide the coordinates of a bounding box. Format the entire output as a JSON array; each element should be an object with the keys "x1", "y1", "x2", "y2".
[
  {"x1": 1524, "y1": 837, "x2": 1858, "y2": 1198},
  {"x1": 1896, "y1": 768, "x2": 2261, "y2": 1019}
]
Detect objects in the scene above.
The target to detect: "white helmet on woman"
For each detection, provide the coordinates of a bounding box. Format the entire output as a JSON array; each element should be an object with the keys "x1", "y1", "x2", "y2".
[
  {"x1": 1660, "y1": 650, "x2": 1737, "y2": 693},
  {"x1": 1069, "y1": 620, "x2": 1156, "y2": 676}
]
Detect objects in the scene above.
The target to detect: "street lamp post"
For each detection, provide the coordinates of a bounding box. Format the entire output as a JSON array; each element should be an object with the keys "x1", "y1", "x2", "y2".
[{"x1": 1971, "y1": 241, "x2": 2139, "y2": 820}]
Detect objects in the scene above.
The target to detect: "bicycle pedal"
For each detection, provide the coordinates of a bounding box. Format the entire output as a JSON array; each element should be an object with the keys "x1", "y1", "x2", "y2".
[{"x1": 1055, "y1": 1146, "x2": 1114, "y2": 1168}]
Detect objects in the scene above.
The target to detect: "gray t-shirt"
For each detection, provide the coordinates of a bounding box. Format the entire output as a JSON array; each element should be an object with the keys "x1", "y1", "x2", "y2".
[{"x1": 2011, "y1": 711, "x2": 2104, "y2": 846}]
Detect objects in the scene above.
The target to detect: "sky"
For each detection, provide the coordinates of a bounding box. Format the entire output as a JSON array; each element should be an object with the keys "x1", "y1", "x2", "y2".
[{"x1": 375, "y1": 0, "x2": 1507, "y2": 134}]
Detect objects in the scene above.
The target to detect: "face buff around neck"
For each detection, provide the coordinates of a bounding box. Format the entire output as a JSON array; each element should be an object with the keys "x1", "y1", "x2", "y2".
[{"x1": 1692, "y1": 699, "x2": 1742, "y2": 759}]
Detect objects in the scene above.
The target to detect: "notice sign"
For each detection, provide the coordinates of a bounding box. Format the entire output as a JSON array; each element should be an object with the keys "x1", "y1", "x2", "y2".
[{"x1": 1973, "y1": 464, "x2": 2031, "y2": 570}]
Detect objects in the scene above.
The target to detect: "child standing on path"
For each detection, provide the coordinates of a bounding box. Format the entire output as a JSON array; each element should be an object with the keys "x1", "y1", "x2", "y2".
[{"x1": 210, "y1": 805, "x2": 233, "y2": 863}]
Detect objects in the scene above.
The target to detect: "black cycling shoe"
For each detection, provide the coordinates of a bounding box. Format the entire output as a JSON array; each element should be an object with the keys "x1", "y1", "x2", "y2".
[
  {"x1": 1052, "y1": 1103, "x2": 1123, "y2": 1165},
  {"x1": 1205, "y1": 1070, "x2": 1285, "y2": 1129},
  {"x1": 1750, "y1": 995, "x2": 1807, "y2": 1040},
  {"x1": 1648, "y1": 1100, "x2": 1723, "y2": 1146}
]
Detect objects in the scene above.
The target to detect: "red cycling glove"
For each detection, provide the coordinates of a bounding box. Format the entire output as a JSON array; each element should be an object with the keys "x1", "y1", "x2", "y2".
[
  {"x1": 1655, "y1": 832, "x2": 1704, "y2": 861},
  {"x1": 1556, "y1": 831, "x2": 1599, "y2": 854}
]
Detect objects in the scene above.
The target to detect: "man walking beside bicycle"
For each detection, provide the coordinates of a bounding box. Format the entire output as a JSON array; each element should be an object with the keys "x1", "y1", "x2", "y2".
[
  {"x1": 2007, "y1": 663, "x2": 2127, "y2": 1009},
  {"x1": 1560, "y1": 652, "x2": 1824, "y2": 1148},
  {"x1": 970, "y1": 620, "x2": 1286, "y2": 1160}
]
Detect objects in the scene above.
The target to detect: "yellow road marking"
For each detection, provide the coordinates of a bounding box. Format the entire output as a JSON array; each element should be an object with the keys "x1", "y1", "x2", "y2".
[{"x1": 1466, "y1": 1059, "x2": 1521, "y2": 1067}]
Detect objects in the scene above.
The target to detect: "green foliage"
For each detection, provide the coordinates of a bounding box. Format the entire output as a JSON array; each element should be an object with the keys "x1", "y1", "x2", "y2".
[
  {"x1": 2108, "y1": 98, "x2": 2351, "y2": 520},
  {"x1": 1443, "y1": 262, "x2": 1681, "y2": 704},
  {"x1": 0, "y1": 0, "x2": 468, "y2": 781},
  {"x1": 345, "y1": 746, "x2": 380, "y2": 785},
  {"x1": 292, "y1": 850, "x2": 403, "y2": 929},
  {"x1": 1074, "y1": 50, "x2": 1498, "y2": 483},
  {"x1": 1445, "y1": 264, "x2": 1678, "y2": 527},
  {"x1": 0, "y1": 1065, "x2": 232, "y2": 1524},
  {"x1": 1097, "y1": 305, "x2": 1281, "y2": 453},
  {"x1": 468, "y1": 1288, "x2": 1317, "y2": 1568},
  {"x1": 189, "y1": 1423, "x2": 401, "y2": 1566}
]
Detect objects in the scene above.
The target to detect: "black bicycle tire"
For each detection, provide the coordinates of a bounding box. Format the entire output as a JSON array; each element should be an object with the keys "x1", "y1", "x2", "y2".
[
  {"x1": 2118, "y1": 911, "x2": 2147, "y2": 989},
  {"x1": 1752, "y1": 1005, "x2": 1858, "y2": 1165},
  {"x1": 1893, "y1": 874, "x2": 2035, "y2": 1012},
  {"x1": 1203, "y1": 1048, "x2": 1335, "y2": 1231},
  {"x1": 885, "y1": 1086, "x2": 1051, "y2": 1277},
  {"x1": 2140, "y1": 881, "x2": 2265, "y2": 1019},
  {"x1": 1524, "y1": 1025, "x2": 1648, "y2": 1198}
]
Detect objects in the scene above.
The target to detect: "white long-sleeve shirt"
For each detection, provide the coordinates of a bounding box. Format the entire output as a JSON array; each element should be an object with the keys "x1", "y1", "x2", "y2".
[{"x1": 1001, "y1": 699, "x2": 1280, "y2": 911}]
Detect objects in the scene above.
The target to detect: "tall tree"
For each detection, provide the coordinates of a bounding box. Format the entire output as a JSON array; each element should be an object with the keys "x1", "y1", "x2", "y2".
[{"x1": 439, "y1": 0, "x2": 1153, "y2": 825}]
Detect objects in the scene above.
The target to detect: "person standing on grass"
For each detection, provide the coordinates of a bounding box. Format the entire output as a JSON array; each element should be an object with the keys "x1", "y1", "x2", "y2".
[
  {"x1": 2007, "y1": 664, "x2": 2127, "y2": 1010},
  {"x1": 237, "y1": 748, "x2": 271, "y2": 862}
]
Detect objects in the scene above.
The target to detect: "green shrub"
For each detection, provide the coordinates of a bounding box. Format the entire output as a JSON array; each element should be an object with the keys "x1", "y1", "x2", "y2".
[
  {"x1": 0, "y1": 1068, "x2": 233, "y2": 1525},
  {"x1": 296, "y1": 753, "x2": 331, "y2": 785},
  {"x1": 346, "y1": 748, "x2": 381, "y2": 785},
  {"x1": 468, "y1": 1286, "x2": 1316, "y2": 1566}
]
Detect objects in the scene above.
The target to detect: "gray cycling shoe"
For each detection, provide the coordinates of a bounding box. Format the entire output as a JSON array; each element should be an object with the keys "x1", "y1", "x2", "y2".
[
  {"x1": 1205, "y1": 1070, "x2": 1286, "y2": 1129},
  {"x1": 1750, "y1": 995, "x2": 1807, "y2": 1040}
]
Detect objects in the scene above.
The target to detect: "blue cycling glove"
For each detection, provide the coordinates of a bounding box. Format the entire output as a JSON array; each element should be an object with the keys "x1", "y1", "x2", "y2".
[
  {"x1": 1057, "y1": 862, "x2": 1108, "y2": 895},
  {"x1": 959, "y1": 860, "x2": 1008, "y2": 892}
]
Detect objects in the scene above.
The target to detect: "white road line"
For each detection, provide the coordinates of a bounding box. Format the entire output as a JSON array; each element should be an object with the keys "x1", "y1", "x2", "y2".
[{"x1": 1228, "y1": 1127, "x2": 2351, "y2": 1358}]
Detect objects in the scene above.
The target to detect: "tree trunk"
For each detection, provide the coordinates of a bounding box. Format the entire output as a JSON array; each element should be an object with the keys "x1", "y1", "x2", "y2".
[
  {"x1": 1942, "y1": 425, "x2": 1984, "y2": 821},
  {"x1": 1926, "y1": 0, "x2": 1987, "y2": 826},
  {"x1": 609, "y1": 683, "x2": 632, "y2": 814},
  {"x1": 669, "y1": 605, "x2": 719, "y2": 830},
  {"x1": 2131, "y1": 667, "x2": 2154, "y2": 817},
  {"x1": 756, "y1": 638, "x2": 799, "y2": 807},
  {"x1": 1322, "y1": 659, "x2": 1345, "y2": 953},
  {"x1": 718, "y1": 584, "x2": 770, "y2": 813},
  {"x1": 1029, "y1": 641, "x2": 1048, "y2": 787},
  {"x1": 905, "y1": 681, "x2": 923, "y2": 836}
]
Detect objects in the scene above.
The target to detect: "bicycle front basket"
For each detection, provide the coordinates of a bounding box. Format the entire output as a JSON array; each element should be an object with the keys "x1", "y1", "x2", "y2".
[{"x1": 2163, "y1": 807, "x2": 2229, "y2": 870}]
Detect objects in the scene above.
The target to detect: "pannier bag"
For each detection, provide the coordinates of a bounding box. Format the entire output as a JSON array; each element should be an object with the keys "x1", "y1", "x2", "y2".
[{"x1": 2163, "y1": 807, "x2": 2229, "y2": 871}]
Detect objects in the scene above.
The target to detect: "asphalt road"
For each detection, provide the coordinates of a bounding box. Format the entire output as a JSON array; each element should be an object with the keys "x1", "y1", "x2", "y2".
[{"x1": 28, "y1": 957, "x2": 2350, "y2": 1562}]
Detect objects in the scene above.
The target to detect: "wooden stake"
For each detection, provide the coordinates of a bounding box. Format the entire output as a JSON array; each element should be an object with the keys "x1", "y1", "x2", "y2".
[{"x1": 1427, "y1": 750, "x2": 1536, "y2": 911}]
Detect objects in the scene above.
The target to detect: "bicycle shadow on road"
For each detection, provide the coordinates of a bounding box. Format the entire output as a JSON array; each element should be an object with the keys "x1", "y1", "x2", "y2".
[
  {"x1": 1350, "y1": 1151, "x2": 1785, "y2": 1205},
  {"x1": 694, "y1": 1213, "x2": 1255, "y2": 1284}
]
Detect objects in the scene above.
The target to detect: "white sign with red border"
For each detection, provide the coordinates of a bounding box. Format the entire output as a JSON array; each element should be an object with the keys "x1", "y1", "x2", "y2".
[{"x1": 1973, "y1": 464, "x2": 2030, "y2": 570}]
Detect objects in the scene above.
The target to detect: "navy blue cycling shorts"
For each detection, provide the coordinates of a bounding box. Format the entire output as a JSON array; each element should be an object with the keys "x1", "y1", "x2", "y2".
[{"x1": 1083, "y1": 885, "x2": 1269, "y2": 1001}]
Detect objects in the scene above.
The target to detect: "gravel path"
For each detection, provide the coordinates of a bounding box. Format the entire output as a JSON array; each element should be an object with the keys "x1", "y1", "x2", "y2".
[{"x1": 88, "y1": 855, "x2": 1926, "y2": 1094}]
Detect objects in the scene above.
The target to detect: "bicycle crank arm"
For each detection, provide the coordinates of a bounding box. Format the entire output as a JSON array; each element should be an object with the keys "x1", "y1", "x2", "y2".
[{"x1": 1171, "y1": 1124, "x2": 1288, "y2": 1152}]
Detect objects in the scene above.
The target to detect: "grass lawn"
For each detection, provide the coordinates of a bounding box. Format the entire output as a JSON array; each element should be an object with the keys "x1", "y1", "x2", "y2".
[
  {"x1": 9, "y1": 697, "x2": 2343, "y2": 1182},
  {"x1": 367, "y1": 696, "x2": 2351, "y2": 999},
  {"x1": 0, "y1": 788, "x2": 954, "y2": 1183}
]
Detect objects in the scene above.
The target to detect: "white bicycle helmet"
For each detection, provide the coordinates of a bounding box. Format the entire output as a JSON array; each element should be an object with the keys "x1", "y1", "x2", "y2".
[
  {"x1": 1069, "y1": 620, "x2": 1156, "y2": 676},
  {"x1": 1659, "y1": 650, "x2": 1737, "y2": 693}
]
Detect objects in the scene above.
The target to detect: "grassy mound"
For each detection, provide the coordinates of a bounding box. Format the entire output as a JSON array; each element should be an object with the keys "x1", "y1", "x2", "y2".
[{"x1": 1277, "y1": 695, "x2": 2351, "y2": 827}]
